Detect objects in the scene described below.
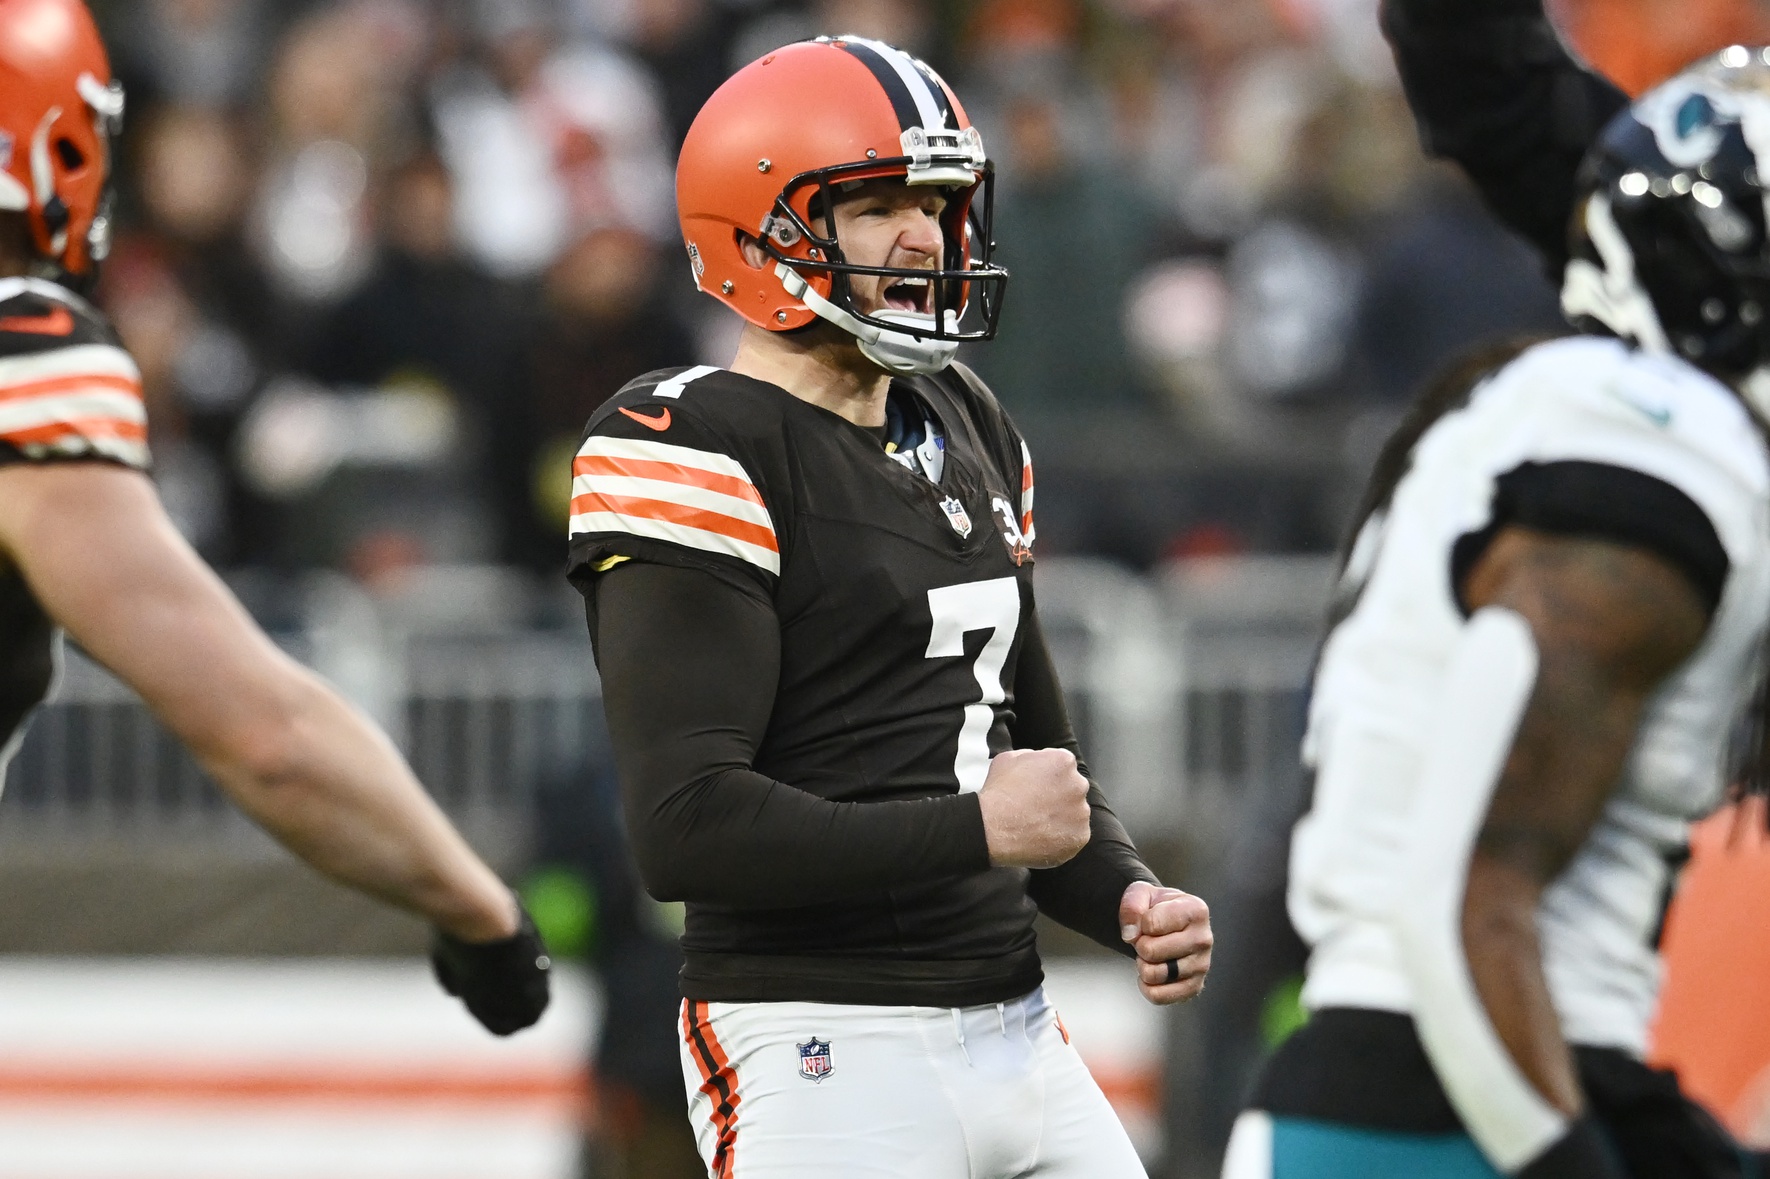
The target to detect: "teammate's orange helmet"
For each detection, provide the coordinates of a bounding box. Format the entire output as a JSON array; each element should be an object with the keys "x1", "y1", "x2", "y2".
[
  {"x1": 0, "y1": 0, "x2": 122, "y2": 278},
  {"x1": 676, "y1": 36, "x2": 1007, "y2": 374}
]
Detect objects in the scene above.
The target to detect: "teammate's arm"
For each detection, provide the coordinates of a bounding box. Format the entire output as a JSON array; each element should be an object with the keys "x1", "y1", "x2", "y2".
[
  {"x1": 591, "y1": 560, "x2": 1091, "y2": 906},
  {"x1": 1459, "y1": 528, "x2": 1707, "y2": 1115},
  {"x1": 1381, "y1": 0, "x2": 1628, "y2": 270},
  {"x1": 1012, "y1": 609, "x2": 1212, "y2": 1003},
  {"x1": 0, "y1": 464, "x2": 528, "y2": 943}
]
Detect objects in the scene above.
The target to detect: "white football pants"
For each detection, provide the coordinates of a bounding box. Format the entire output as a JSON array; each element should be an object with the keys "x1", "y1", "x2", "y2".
[{"x1": 678, "y1": 985, "x2": 1148, "y2": 1178}]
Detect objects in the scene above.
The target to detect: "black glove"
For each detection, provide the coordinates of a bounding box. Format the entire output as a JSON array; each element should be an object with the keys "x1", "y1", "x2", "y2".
[
  {"x1": 1518, "y1": 1116, "x2": 1628, "y2": 1179},
  {"x1": 431, "y1": 904, "x2": 553, "y2": 1036},
  {"x1": 1576, "y1": 1046, "x2": 1752, "y2": 1179}
]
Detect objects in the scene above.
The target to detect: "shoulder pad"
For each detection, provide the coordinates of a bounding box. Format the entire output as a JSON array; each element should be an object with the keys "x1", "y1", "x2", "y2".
[
  {"x1": 0, "y1": 278, "x2": 121, "y2": 357},
  {"x1": 573, "y1": 367, "x2": 780, "y2": 577},
  {"x1": 0, "y1": 278, "x2": 146, "y2": 469}
]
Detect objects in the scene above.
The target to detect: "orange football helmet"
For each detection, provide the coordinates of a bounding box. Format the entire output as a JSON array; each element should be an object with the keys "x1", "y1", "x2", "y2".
[
  {"x1": 676, "y1": 36, "x2": 1007, "y2": 374},
  {"x1": 0, "y1": 0, "x2": 122, "y2": 278}
]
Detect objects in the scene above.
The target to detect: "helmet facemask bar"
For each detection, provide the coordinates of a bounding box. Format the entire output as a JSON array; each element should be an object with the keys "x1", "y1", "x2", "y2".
[{"x1": 759, "y1": 156, "x2": 1008, "y2": 344}]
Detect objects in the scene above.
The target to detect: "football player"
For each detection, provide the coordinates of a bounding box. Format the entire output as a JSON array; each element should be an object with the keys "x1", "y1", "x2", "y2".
[
  {"x1": 566, "y1": 36, "x2": 1213, "y2": 1178},
  {"x1": 0, "y1": 0, "x2": 548, "y2": 1037},
  {"x1": 1222, "y1": 30, "x2": 1770, "y2": 1179}
]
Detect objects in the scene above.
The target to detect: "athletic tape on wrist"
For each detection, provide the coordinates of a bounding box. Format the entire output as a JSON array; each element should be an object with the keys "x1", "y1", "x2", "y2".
[{"x1": 1388, "y1": 607, "x2": 1569, "y2": 1172}]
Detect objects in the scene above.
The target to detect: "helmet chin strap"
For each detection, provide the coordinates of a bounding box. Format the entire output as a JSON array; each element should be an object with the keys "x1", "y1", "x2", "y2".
[{"x1": 774, "y1": 262, "x2": 959, "y2": 376}]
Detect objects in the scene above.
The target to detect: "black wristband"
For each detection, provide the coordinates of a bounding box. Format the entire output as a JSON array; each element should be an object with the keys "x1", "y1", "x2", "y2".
[{"x1": 1518, "y1": 1116, "x2": 1627, "y2": 1179}]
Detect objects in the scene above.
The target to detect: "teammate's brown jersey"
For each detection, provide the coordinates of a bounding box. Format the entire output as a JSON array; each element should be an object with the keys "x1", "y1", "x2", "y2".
[{"x1": 0, "y1": 278, "x2": 147, "y2": 772}]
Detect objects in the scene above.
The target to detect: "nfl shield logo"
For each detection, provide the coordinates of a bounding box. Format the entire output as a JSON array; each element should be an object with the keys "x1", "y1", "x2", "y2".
[
  {"x1": 797, "y1": 1038, "x2": 833, "y2": 1082},
  {"x1": 940, "y1": 496, "x2": 973, "y2": 539}
]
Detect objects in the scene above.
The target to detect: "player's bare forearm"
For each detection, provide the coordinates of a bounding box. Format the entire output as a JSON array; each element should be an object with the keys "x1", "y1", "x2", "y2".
[
  {"x1": 0, "y1": 462, "x2": 516, "y2": 942},
  {"x1": 1459, "y1": 526, "x2": 1708, "y2": 1115},
  {"x1": 201, "y1": 668, "x2": 517, "y2": 942}
]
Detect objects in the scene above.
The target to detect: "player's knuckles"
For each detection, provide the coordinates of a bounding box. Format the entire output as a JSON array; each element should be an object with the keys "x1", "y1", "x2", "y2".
[
  {"x1": 1040, "y1": 747, "x2": 1078, "y2": 771},
  {"x1": 1020, "y1": 747, "x2": 1074, "y2": 774},
  {"x1": 1140, "y1": 897, "x2": 1206, "y2": 937}
]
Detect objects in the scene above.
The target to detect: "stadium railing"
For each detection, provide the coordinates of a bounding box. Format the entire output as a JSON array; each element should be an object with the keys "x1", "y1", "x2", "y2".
[{"x1": 0, "y1": 557, "x2": 1335, "y2": 856}]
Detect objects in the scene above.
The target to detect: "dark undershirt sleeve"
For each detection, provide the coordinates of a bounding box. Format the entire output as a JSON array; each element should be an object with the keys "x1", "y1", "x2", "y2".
[
  {"x1": 1013, "y1": 608, "x2": 1161, "y2": 956},
  {"x1": 590, "y1": 560, "x2": 991, "y2": 908},
  {"x1": 1451, "y1": 460, "x2": 1730, "y2": 616},
  {"x1": 1381, "y1": 0, "x2": 1629, "y2": 273}
]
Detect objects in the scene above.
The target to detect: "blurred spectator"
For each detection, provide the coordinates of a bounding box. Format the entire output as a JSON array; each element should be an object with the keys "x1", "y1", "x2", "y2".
[
  {"x1": 132, "y1": 105, "x2": 275, "y2": 368},
  {"x1": 967, "y1": 89, "x2": 1159, "y2": 436},
  {"x1": 295, "y1": 151, "x2": 527, "y2": 577},
  {"x1": 102, "y1": 242, "x2": 234, "y2": 557},
  {"x1": 86, "y1": 0, "x2": 1600, "y2": 577},
  {"x1": 622, "y1": 0, "x2": 737, "y2": 147},
  {"x1": 431, "y1": 0, "x2": 673, "y2": 279},
  {"x1": 1351, "y1": 172, "x2": 1565, "y2": 410},
  {"x1": 103, "y1": 0, "x2": 279, "y2": 110},
  {"x1": 1104, "y1": 0, "x2": 1330, "y2": 238},
  {"x1": 515, "y1": 226, "x2": 697, "y2": 569},
  {"x1": 251, "y1": 1, "x2": 430, "y2": 307},
  {"x1": 105, "y1": 105, "x2": 273, "y2": 561},
  {"x1": 729, "y1": 0, "x2": 943, "y2": 81}
]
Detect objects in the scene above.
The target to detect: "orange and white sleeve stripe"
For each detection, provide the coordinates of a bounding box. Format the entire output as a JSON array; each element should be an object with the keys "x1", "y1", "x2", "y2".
[
  {"x1": 570, "y1": 435, "x2": 780, "y2": 575},
  {"x1": 1019, "y1": 439, "x2": 1036, "y2": 545},
  {"x1": 0, "y1": 344, "x2": 148, "y2": 469}
]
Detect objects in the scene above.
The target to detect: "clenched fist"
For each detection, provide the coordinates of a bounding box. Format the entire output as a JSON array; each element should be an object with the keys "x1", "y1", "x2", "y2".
[
  {"x1": 977, "y1": 748, "x2": 1092, "y2": 869},
  {"x1": 1120, "y1": 882, "x2": 1212, "y2": 1005}
]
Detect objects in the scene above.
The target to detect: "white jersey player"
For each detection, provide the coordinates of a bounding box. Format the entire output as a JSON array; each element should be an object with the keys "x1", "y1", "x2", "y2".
[{"x1": 1226, "y1": 49, "x2": 1770, "y2": 1179}]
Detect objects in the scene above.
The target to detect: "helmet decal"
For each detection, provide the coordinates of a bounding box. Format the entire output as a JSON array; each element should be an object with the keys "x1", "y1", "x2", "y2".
[
  {"x1": 835, "y1": 37, "x2": 957, "y2": 136},
  {"x1": 1638, "y1": 85, "x2": 1731, "y2": 168},
  {"x1": 1563, "y1": 192, "x2": 1671, "y2": 353}
]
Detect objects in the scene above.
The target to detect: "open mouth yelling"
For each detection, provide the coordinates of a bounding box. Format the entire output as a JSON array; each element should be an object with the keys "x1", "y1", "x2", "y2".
[{"x1": 883, "y1": 275, "x2": 933, "y2": 315}]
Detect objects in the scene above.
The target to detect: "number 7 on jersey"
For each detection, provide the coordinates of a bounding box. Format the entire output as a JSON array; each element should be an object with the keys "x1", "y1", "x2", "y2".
[{"x1": 925, "y1": 578, "x2": 1022, "y2": 793}]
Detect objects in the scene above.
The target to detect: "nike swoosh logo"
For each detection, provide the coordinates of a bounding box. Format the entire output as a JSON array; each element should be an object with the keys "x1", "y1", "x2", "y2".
[
  {"x1": 0, "y1": 306, "x2": 73, "y2": 335},
  {"x1": 619, "y1": 406, "x2": 671, "y2": 431},
  {"x1": 1608, "y1": 389, "x2": 1672, "y2": 426}
]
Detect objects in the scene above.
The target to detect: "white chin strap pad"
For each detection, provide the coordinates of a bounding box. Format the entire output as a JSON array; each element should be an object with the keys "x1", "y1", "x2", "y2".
[
  {"x1": 1389, "y1": 606, "x2": 1568, "y2": 1173},
  {"x1": 774, "y1": 262, "x2": 959, "y2": 376}
]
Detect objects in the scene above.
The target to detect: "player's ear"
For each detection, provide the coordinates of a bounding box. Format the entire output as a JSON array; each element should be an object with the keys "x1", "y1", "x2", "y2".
[{"x1": 736, "y1": 231, "x2": 769, "y2": 270}]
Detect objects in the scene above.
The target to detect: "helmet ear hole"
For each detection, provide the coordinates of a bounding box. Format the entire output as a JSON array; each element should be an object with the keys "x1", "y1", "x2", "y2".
[
  {"x1": 734, "y1": 230, "x2": 770, "y2": 270},
  {"x1": 54, "y1": 138, "x2": 84, "y2": 171}
]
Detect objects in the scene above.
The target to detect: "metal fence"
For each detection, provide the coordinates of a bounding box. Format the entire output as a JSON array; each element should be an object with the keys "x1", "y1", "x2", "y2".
[{"x1": 0, "y1": 557, "x2": 1335, "y2": 853}]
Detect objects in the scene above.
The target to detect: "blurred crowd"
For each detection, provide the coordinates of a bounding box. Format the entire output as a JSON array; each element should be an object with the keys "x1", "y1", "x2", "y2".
[{"x1": 86, "y1": 0, "x2": 1569, "y2": 581}]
